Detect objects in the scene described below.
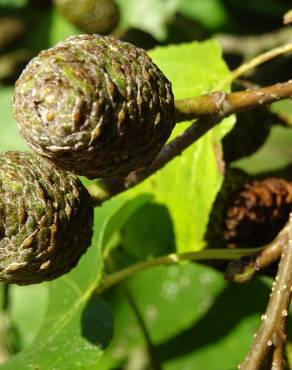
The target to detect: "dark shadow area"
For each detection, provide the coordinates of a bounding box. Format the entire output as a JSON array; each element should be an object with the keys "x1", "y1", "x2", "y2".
[
  {"x1": 223, "y1": 108, "x2": 273, "y2": 165},
  {"x1": 0, "y1": 2, "x2": 53, "y2": 85},
  {"x1": 222, "y1": 0, "x2": 291, "y2": 34},
  {"x1": 121, "y1": 28, "x2": 158, "y2": 51},
  {"x1": 0, "y1": 2, "x2": 53, "y2": 52},
  {"x1": 165, "y1": 13, "x2": 209, "y2": 45},
  {"x1": 28, "y1": 0, "x2": 52, "y2": 9},
  {"x1": 81, "y1": 293, "x2": 113, "y2": 349},
  {"x1": 156, "y1": 278, "x2": 270, "y2": 362},
  {"x1": 22, "y1": 3, "x2": 53, "y2": 53}
]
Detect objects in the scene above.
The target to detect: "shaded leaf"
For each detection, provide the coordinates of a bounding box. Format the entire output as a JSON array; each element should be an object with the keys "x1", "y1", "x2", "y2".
[
  {"x1": 223, "y1": 108, "x2": 273, "y2": 164},
  {"x1": 235, "y1": 125, "x2": 292, "y2": 174},
  {"x1": 122, "y1": 202, "x2": 176, "y2": 260},
  {"x1": 101, "y1": 194, "x2": 152, "y2": 255},
  {"x1": 81, "y1": 293, "x2": 113, "y2": 349},
  {"x1": 99, "y1": 263, "x2": 269, "y2": 369}
]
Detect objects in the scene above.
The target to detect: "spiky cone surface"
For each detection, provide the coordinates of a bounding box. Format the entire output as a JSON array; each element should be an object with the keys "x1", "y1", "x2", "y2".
[
  {"x1": 224, "y1": 177, "x2": 292, "y2": 248},
  {"x1": 13, "y1": 34, "x2": 175, "y2": 179},
  {"x1": 53, "y1": 0, "x2": 120, "y2": 35},
  {"x1": 0, "y1": 152, "x2": 93, "y2": 285}
]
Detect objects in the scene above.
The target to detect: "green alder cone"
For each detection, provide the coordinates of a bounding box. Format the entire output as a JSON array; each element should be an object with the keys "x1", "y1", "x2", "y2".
[
  {"x1": 13, "y1": 34, "x2": 175, "y2": 179},
  {"x1": 53, "y1": 0, "x2": 120, "y2": 35},
  {"x1": 0, "y1": 152, "x2": 93, "y2": 285}
]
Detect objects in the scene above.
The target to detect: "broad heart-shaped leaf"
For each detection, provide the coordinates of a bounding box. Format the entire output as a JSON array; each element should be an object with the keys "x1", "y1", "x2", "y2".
[
  {"x1": 116, "y1": 0, "x2": 179, "y2": 41},
  {"x1": 0, "y1": 194, "x2": 150, "y2": 370},
  {"x1": 128, "y1": 40, "x2": 235, "y2": 252},
  {"x1": 98, "y1": 263, "x2": 270, "y2": 370}
]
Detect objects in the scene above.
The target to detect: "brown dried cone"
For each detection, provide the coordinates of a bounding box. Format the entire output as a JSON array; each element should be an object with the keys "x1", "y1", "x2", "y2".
[
  {"x1": 224, "y1": 177, "x2": 292, "y2": 248},
  {"x1": 53, "y1": 0, "x2": 120, "y2": 35},
  {"x1": 0, "y1": 152, "x2": 93, "y2": 285},
  {"x1": 206, "y1": 171, "x2": 292, "y2": 248},
  {"x1": 13, "y1": 34, "x2": 175, "y2": 179},
  {"x1": 205, "y1": 169, "x2": 250, "y2": 248}
]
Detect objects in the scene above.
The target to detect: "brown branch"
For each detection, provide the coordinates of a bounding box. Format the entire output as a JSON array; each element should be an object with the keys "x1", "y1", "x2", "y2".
[
  {"x1": 271, "y1": 325, "x2": 285, "y2": 370},
  {"x1": 239, "y1": 215, "x2": 292, "y2": 370},
  {"x1": 225, "y1": 225, "x2": 286, "y2": 283},
  {"x1": 174, "y1": 81, "x2": 292, "y2": 123},
  {"x1": 89, "y1": 81, "x2": 292, "y2": 206}
]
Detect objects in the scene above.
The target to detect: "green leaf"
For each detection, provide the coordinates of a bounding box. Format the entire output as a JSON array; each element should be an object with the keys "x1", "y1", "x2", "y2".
[
  {"x1": 271, "y1": 99, "x2": 292, "y2": 127},
  {"x1": 129, "y1": 40, "x2": 234, "y2": 252},
  {"x1": 99, "y1": 264, "x2": 269, "y2": 370},
  {"x1": 0, "y1": 87, "x2": 28, "y2": 152},
  {"x1": 10, "y1": 284, "x2": 48, "y2": 349},
  {"x1": 116, "y1": 0, "x2": 179, "y2": 41}
]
